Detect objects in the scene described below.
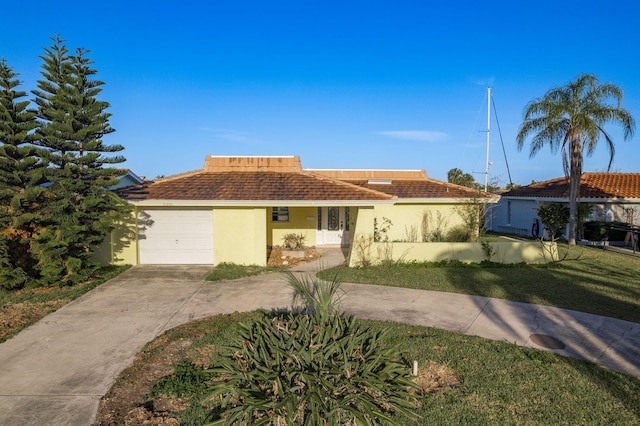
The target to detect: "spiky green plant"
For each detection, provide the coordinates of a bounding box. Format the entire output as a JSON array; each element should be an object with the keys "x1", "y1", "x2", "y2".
[
  {"x1": 205, "y1": 312, "x2": 420, "y2": 425},
  {"x1": 286, "y1": 269, "x2": 343, "y2": 318}
]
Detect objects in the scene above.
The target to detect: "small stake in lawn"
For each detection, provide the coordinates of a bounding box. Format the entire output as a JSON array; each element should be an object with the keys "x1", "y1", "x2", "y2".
[{"x1": 413, "y1": 360, "x2": 419, "y2": 376}]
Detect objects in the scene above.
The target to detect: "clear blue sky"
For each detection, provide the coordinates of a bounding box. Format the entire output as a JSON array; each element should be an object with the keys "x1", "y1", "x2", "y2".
[{"x1": 2, "y1": 0, "x2": 639, "y2": 186}]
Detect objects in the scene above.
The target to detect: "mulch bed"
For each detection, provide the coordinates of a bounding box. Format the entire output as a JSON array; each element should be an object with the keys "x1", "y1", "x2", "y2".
[{"x1": 267, "y1": 247, "x2": 321, "y2": 268}]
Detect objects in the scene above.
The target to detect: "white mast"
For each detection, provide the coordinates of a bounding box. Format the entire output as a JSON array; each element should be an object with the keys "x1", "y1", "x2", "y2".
[{"x1": 484, "y1": 87, "x2": 491, "y2": 192}]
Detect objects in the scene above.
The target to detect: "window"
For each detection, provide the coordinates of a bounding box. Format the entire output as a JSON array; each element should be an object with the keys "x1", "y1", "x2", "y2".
[
  {"x1": 317, "y1": 207, "x2": 322, "y2": 230},
  {"x1": 345, "y1": 207, "x2": 350, "y2": 231},
  {"x1": 272, "y1": 207, "x2": 289, "y2": 222},
  {"x1": 328, "y1": 207, "x2": 339, "y2": 230}
]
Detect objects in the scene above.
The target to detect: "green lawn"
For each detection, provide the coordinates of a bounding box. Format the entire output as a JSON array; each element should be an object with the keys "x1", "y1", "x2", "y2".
[
  {"x1": 205, "y1": 262, "x2": 283, "y2": 281},
  {"x1": 319, "y1": 245, "x2": 640, "y2": 323},
  {"x1": 117, "y1": 312, "x2": 640, "y2": 425}
]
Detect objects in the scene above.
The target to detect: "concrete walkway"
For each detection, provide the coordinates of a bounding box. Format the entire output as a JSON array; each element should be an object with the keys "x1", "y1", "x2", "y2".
[{"x1": 0, "y1": 248, "x2": 638, "y2": 425}]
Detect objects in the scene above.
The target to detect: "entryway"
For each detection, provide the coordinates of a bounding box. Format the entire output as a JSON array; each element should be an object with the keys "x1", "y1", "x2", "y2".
[{"x1": 316, "y1": 206, "x2": 350, "y2": 246}]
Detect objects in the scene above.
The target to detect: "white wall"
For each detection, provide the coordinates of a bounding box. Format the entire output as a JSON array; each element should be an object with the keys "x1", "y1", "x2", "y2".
[{"x1": 490, "y1": 198, "x2": 542, "y2": 238}]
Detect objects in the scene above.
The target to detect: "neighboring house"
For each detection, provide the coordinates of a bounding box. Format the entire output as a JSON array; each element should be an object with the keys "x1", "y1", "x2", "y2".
[
  {"x1": 490, "y1": 173, "x2": 640, "y2": 239},
  {"x1": 109, "y1": 169, "x2": 145, "y2": 190},
  {"x1": 106, "y1": 155, "x2": 496, "y2": 266}
]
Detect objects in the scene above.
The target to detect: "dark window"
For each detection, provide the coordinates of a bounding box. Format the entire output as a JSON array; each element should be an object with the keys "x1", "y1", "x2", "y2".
[{"x1": 272, "y1": 207, "x2": 289, "y2": 222}]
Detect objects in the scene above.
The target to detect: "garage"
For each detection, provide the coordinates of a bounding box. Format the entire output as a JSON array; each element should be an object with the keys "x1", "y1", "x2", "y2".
[{"x1": 138, "y1": 209, "x2": 214, "y2": 264}]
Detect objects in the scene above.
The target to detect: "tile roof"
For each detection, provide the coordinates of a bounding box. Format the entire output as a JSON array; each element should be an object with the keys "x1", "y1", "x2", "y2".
[
  {"x1": 310, "y1": 169, "x2": 429, "y2": 180},
  {"x1": 312, "y1": 168, "x2": 494, "y2": 199},
  {"x1": 119, "y1": 171, "x2": 394, "y2": 202},
  {"x1": 118, "y1": 155, "x2": 494, "y2": 203},
  {"x1": 503, "y1": 173, "x2": 640, "y2": 199},
  {"x1": 341, "y1": 178, "x2": 494, "y2": 199}
]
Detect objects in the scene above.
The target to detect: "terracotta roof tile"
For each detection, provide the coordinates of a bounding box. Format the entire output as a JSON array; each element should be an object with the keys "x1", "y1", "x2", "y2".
[
  {"x1": 503, "y1": 173, "x2": 640, "y2": 199},
  {"x1": 310, "y1": 169, "x2": 429, "y2": 180},
  {"x1": 119, "y1": 171, "x2": 394, "y2": 201},
  {"x1": 341, "y1": 178, "x2": 494, "y2": 199},
  {"x1": 118, "y1": 155, "x2": 493, "y2": 203}
]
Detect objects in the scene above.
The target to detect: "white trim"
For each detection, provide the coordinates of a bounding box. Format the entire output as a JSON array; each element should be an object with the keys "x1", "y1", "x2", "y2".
[{"x1": 123, "y1": 170, "x2": 144, "y2": 184}]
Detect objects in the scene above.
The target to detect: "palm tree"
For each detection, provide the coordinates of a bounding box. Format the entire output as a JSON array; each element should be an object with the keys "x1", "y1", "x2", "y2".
[
  {"x1": 516, "y1": 74, "x2": 635, "y2": 244},
  {"x1": 447, "y1": 167, "x2": 476, "y2": 188}
]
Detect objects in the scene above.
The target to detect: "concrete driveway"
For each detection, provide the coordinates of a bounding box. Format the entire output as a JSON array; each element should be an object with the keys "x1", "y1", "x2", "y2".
[{"x1": 0, "y1": 250, "x2": 639, "y2": 425}]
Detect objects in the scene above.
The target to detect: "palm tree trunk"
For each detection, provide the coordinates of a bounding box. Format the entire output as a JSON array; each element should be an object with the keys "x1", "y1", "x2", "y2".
[{"x1": 568, "y1": 138, "x2": 583, "y2": 245}]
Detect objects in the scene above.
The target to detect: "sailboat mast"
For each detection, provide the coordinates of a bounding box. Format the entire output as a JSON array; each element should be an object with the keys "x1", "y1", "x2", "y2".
[{"x1": 484, "y1": 87, "x2": 491, "y2": 192}]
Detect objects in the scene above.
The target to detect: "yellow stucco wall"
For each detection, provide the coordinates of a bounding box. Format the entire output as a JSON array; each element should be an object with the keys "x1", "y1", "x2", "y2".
[
  {"x1": 99, "y1": 202, "x2": 492, "y2": 267},
  {"x1": 267, "y1": 206, "x2": 318, "y2": 247},
  {"x1": 348, "y1": 203, "x2": 547, "y2": 266},
  {"x1": 348, "y1": 241, "x2": 554, "y2": 266},
  {"x1": 92, "y1": 213, "x2": 137, "y2": 266},
  {"x1": 213, "y1": 207, "x2": 267, "y2": 266},
  {"x1": 351, "y1": 204, "x2": 466, "y2": 244}
]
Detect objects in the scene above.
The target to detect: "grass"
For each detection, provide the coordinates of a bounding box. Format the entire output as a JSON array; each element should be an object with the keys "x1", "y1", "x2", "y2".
[
  {"x1": 478, "y1": 232, "x2": 514, "y2": 242},
  {"x1": 205, "y1": 262, "x2": 283, "y2": 281},
  {"x1": 106, "y1": 312, "x2": 640, "y2": 425},
  {"x1": 0, "y1": 264, "x2": 130, "y2": 343},
  {"x1": 319, "y1": 245, "x2": 640, "y2": 323}
]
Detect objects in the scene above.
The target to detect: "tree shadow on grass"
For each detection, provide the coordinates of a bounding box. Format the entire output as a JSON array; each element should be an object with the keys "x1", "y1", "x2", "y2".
[{"x1": 438, "y1": 251, "x2": 640, "y2": 418}]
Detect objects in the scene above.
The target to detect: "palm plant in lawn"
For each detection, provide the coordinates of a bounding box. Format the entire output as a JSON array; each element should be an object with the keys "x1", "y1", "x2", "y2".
[
  {"x1": 287, "y1": 269, "x2": 344, "y2": 317},
  {"x1": 516, "y1": 74, "x2": 635, "y2": 245}
]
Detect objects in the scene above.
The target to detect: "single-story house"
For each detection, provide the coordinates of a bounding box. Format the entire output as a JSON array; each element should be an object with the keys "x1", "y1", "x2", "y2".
[
  {"x1": 105, "y1": 155, "x2": 496, "y2": 266},
  {"x1": 490, "y1": 173, "x2": 640, "y2": 239}
]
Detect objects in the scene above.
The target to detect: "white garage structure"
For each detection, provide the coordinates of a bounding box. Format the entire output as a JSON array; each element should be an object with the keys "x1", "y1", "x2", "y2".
[{"x1": 138, "y1": 208, "x2": 214, "y2": 264}]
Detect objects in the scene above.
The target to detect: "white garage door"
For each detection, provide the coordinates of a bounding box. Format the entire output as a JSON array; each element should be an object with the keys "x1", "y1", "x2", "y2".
[{"x1": 138, "y1": 209, "x2": 214, "y2": 264}]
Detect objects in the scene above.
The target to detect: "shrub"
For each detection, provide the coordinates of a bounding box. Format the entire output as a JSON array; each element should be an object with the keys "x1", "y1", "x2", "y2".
[
  {"x1": 446, "y1": 225, "x2": 472, "y2": 242},
  {"x1": 205, "y1": 271, "x2": 421, "y2": 424},
  {"x1": 425, "y1": 211, "x2": 448, "y2": 242},
  {"x1": 282, "y1": 233, "x2": 306, "y2": 250},
  {"x1": 353, "y1": 235, "x2": 374, "y2": 267},
  {"x1": 205, "y1": 312, "x2": 420, "y2": 425},
  {"x1": 453, "y1": 200, "x2": 488, "y2": 242},
  {"x1": 373, "y1": 217, "x2": 392, "y2": 242},
  {"x1": 146, "y1": 360, "x2": 212, "y2": 399},
  {"x1": 537, "y1": 203, "x2": 569, "y2": 241}
]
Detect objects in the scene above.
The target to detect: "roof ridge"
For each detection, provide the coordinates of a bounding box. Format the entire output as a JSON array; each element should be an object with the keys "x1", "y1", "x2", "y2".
[
  {"x1": 422, "y1": 176, "x2": 495, "y2": 197},
  {"x1": 301, "y1": 170, "x2": 396, "y2": 200},
  {"x1": 504, "y1": 172, "x2": 640, "y2": 199},
  {"x1": 153, "y1": 168, "x2": 204, "y2": 183},
  {"x1": 309, "y1": 168, "x2": 429, "y2": 180}
]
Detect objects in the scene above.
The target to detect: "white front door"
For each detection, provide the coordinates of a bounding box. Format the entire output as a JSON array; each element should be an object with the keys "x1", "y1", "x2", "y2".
[{"x1": 316, "y1": 207, "x2": 350, "y2": 246}]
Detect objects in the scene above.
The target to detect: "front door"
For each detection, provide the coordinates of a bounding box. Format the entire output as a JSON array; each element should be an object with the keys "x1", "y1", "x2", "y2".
[{"x1": 316, "y1": 207, "x2": 350, "y2": 246}]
